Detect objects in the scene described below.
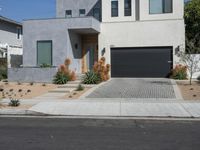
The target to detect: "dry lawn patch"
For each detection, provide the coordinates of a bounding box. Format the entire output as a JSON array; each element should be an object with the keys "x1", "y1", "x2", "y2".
[
  {"x1": 0, "y1": 82, "x2": 58, "y2": 99},
  {"x1": 177, "y1": 81, "x2": 200, "y2": 100}
]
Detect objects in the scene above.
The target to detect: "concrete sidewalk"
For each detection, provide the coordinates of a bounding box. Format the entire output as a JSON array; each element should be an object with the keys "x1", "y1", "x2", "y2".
[{"x1": 25, "y1": 99, "x2": 200, "y2": 118}]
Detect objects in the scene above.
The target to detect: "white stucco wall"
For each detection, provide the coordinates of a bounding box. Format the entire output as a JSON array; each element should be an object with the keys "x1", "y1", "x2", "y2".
[
  {"x1": 102, "y1": 0, "x2": 136, "y2": 22},
  {"x1": 139, "y1": 0, "x2": 184, "y2": 21},
  {"x1": 99, "y1": 0, "x2": 187, "y2": 76},
  {"x1": 102, "y1": 0, "x2": 184, "y2": 22},
  {"x1": 193, "y1": 57, "x2": 200, "y2": 79},
  {"x1": 99, "y1": 19, "x2": 185, "y2": 67}
]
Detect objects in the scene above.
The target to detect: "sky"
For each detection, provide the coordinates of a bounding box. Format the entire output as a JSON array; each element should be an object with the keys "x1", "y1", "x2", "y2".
[
  {"x1": 0, "y1": 0, "x2": 190, "y2": 23},
  {"x1": 0, "y1": 0, "x2": 55, "y2": 22}
]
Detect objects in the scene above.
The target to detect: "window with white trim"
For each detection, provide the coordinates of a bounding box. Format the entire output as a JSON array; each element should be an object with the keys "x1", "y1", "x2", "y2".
[
  {"x1": 149, "y1": 0, "x2": 173, "y2": 14},
  {"x1": 111, "y1": 0, "x2": 118, "y2": 17}
]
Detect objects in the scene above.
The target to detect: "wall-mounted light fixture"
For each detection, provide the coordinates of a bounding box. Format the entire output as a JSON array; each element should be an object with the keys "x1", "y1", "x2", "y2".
[
  {"x1": 175, "y1": 44, "x2": 184, "y2": 57},
  {"x1": 75, "y1": 43, "x2": 78, "y2": 49},
  {"x1": 101, "y1": 48, "x2": 106, "y2": 56},
  {"x1": 175, "y1": 46, "x2": 180, "y2": 55}
]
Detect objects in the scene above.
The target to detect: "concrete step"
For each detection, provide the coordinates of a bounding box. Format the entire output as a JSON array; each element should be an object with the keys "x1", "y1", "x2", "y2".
[
  {"x1": 58, "y1": 84, "x2": 96, "y2": 89},
  {"x1": 67, "y1": 80, "x2": 82, "y2": 84},
  {"x1": 34, "y1": 93, "x2": 66, "y2": 99},
  {"x1": 58, "y1": 84, "x2": 80, "y2": 88},
  {"x1": 49, "y1": 88, "x2": 76, "y2": 93}
]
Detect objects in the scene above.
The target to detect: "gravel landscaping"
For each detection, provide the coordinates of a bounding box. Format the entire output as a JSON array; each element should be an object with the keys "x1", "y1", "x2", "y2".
[
  {"x1": 0, "y1": 81, "x2": 58, "y2": 99},
  {"x1": 177, "y1": 81, "x2": 200, "y2": 100}
]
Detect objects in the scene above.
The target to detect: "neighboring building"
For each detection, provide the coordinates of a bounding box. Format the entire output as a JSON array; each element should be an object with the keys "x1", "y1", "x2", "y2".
[
  {"x1": 9, "y1": 0, "x2": 185, "y2": 82},
  {"x1": 0, "y1": 16, "x2": 23, "y2": 67}
]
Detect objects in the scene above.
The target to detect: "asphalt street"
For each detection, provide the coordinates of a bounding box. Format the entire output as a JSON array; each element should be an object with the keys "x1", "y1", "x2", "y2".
[{"x1": 0, "y1": 117, "x2": 200, "y2": 150}]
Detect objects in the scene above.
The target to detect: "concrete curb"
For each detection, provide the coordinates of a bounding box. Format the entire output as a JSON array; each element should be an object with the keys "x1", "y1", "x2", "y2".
[
  {"x1": 171, "y1": 79, "x2": 184, "y2": 100},
  {"x1": 0, "y1": 109, "x2": 47, "y2": 116},
  {"x1": 25, "y1": 100, "x2": 200, "y2": 118},
  {"x1": 79, "y1": 80, "x2": 110, "y2": 99}
]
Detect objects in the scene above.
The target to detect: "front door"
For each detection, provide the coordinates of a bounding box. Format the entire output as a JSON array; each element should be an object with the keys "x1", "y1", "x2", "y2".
[
  {"x1": 85, "y1": 44, "x2": 95, "y2": 71},
  {"x1": 82, "y1": 35, "x2": 98, "y2": 73}
]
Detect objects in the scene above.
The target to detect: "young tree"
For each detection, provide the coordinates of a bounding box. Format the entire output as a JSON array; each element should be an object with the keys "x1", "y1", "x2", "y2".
[
  {"x1": 179, "y1": 36, "x2": 200, "y2": 85},
  {"x1": 185, "y1": 0, "x2": 200, "y2": 53}
]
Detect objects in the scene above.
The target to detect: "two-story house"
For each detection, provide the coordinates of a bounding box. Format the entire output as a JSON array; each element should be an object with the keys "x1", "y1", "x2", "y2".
[
  {"x1": 8, "y1": 0, "x2": 185, "y2": 82},
  {"x1": 0, "y1": 16, "x2": 23, "y2": 67}
]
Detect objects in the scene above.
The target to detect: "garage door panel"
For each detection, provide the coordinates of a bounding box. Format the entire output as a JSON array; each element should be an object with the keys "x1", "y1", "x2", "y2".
[{"x1": 111, "y1": 47, "x2": 172, "y2": 78}]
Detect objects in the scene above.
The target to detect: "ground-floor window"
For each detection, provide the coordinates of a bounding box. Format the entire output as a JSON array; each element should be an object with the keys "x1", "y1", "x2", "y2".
[{"x1": 37, "y1": 41, "x2": 52, "y2": 66}]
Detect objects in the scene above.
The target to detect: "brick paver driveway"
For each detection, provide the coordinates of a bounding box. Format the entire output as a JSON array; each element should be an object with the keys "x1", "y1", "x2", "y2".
[{"x1": 86, "y1": 78, "x2": 176, "y2": 98}]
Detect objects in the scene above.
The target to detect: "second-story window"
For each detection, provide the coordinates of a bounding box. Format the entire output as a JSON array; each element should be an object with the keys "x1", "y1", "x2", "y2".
[
  {"x1": 111, "y1": 0, "x2": 118, "y2": 17},
  {"x1": 124, "y1": 0, "x2": 132, "y2": 16},
  {"x1": 16, "y1": 27, "x2": 22, "y2": 40},
  {"x1": 65, "y1": 10, "x2": 72, "y2": 18},
  {"x1": 149, "y1": 0, "x2": 173, "y2": 14},
  {"x1": 79, "y1": 9, "x2": 86, "y2": 17}
]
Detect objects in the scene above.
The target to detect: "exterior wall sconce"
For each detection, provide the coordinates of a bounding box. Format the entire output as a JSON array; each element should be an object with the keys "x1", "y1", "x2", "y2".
[
  {"x1": 175, "y1": 46, "x2": 180, "y2": 55},
  {"x1": 75, "y1": 43, "x2": 78, "y2": 49},
  {"x1": 175, "y1": 44, "x2": 184, "y2": 56},
  {"x1": 101, "y1": 48, "x2": 105, "y2": 56}
]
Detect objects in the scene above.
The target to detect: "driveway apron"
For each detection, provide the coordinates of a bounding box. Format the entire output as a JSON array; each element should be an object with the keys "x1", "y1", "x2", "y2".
[{"x1": 86, "y1": 78, "x2": 176, "y2": 99}]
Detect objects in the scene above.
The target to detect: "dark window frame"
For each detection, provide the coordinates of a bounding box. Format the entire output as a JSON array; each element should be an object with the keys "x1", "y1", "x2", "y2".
[
  {"x1": 65, "y1": 10, "x2": 72, "y2": 18},
  {"x1": 124, "y1": 0, "x2": 132, "y2": 16},
  {"x1": 37, "y1": 40, "x2": 53, "y2": 66},
  {"x1": 149, "y1": 0, "x2": 173, "y2": 15},
  {"x1": 93, "y1": 8, "x2": 101, "y2": 20},
  {"x1": 16, "y1": 27, "x2": 22, "y2": 40},
  {"x1": 79, "y1": 9, "x2": 86, "y2": 16},
  {"x1": 111, "y1": 0, "x2": 119, "y2": 17}
]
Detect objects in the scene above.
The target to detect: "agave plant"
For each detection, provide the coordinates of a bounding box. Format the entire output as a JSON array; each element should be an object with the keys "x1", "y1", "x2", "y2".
[
  {"x1": 76, "y1": 84, "x2": 85, "y2": 91},
  {"x1": 9, "y1": 99, "x2": 20, "y2": 107},
  {"x1": 82, "y1": 71, "x2": 101, "y2": 84},
  {"x1": 53, "y1": 72, "x2": 69, "y2": 84}
]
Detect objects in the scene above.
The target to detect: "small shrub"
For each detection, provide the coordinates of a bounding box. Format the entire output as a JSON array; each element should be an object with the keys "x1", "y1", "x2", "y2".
[
  {"x1": 17, "y1": 82, "x2": 22, "y2": 85},
  {"x1": 0, "y1": 66, "x2": 7, "y2": 79},
  {"x1": 27, "y1": 89, "x2": 31, "y2": 93},
  {"x1": 171, "y1": 64, "x2": 188, "y2": 80},
  {"x1": 53, "y1": 58, "x2": 77, "y2": 83},
  {"x1": 30, "y1": 82, "x2": 34, "y2": 86},
  {"x1": 18, "y1": 89, "x2": 22, "y2": 92},
  {"x1": 40, "y1": 63, "x2": 52, "y2": 68},
  {"x1": 83, "y1": 71, "x2": 101, "y2": 84},
  {"x1": 70, "y1": 71, "x2": 76, "y2": 81},
  {"x1": 93, "y1": 57, "x2": 110, "y2": 81},
  {"x1": 197, "y1": 75, "x2": 200, "y2": 82},
  {"x1": 0, "y1": 88, "x2": 4, "y2": 92},
  {"x1": 42, "y1": 83, "x2": 46, "y2": 86},
  {"x1": 9, "y1": 99, "x2": 20, "y2": 107},
  {"x1": 76, "y1": 84, "x2": 85, "y2": 91},
  {"x1": 0, "y1": 75, "x2": 2, "y2": 81},
  {"x1": 53, "y1": 72, "x2": 69, "y2": 84}
]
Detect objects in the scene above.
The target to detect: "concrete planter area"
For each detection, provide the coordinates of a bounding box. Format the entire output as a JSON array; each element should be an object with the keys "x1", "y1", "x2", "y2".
[{"x1": 8, "y1": 67, "x2": 57, "y2": 83}]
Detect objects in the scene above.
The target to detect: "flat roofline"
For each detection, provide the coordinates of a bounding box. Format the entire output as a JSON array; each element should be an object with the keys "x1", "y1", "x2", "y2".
[
  {"x1": 23, "y1": 16, "x2": 100, "y2": 22},
  {"x1": 0, "y1": 16, "x2": 22, "y2": 26}
]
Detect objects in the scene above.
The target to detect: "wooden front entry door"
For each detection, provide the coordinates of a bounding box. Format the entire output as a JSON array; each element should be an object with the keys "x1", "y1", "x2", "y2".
[{"x1": 82, "y1": 35, "x2": 98, "y2": 73}]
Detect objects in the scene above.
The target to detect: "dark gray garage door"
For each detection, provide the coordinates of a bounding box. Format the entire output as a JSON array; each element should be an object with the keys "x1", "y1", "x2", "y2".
[{"x1": 111, "y1": 47, "x2": 173, "y2": 78}]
